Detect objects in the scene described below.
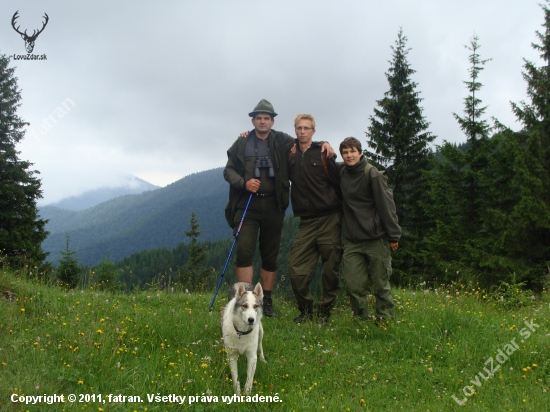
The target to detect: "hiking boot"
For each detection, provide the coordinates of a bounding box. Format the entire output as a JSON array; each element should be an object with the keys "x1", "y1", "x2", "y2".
[
  {"x1": 294, "y1": 311, "x2": 313, "y2": 323},
  {"x1": 319, "y1": 314, "x2": 331, "y2": 325},
  {"x1": 317, "y1": 305, "x2": 332, "y2": 325},
  {"x1": 263, "y1": 297, "x2": 276, "y2": 317}
]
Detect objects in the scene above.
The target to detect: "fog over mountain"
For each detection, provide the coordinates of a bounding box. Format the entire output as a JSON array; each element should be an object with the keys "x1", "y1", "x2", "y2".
[
  {"x1": 45, "y1": 175, "x2": 159, "y2": 211},
  {"x1": 40, "y1": 168, "x2": 230, "y2": 266}
]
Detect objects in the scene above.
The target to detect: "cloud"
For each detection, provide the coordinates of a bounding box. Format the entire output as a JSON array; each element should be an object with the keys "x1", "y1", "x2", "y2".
[{"x1": 0, "y1": 0, "x2": 542, "y2": 203}]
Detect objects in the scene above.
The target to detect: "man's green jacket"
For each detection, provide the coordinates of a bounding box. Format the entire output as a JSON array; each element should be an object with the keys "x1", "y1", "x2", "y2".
[{"x1": 223, "y1": 130, "x2": 294, "y2": 227}]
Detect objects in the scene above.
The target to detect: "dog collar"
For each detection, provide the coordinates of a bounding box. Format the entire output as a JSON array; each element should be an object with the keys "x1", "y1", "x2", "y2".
[{"x1": 233, "y1": 323, "x2": 254, "y2": 338}]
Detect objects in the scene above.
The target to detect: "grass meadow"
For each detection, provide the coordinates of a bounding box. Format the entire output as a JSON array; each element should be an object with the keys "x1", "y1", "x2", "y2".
[{"x1": 0, "y1": 268, "x2": 549, "y2": 411}]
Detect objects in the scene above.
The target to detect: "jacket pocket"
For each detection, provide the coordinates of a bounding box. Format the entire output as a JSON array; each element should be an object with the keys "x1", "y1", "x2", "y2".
[
  {"x1": 224, "y1": 189, "x2": 243, "y2": 228},
  {"x1": 224, "y1": 201, "x2": 233, "y2": 228}
]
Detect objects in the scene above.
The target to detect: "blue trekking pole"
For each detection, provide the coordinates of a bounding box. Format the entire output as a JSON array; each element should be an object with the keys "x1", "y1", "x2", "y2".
[{"x1": 209, "y1": 193, "x2": 253, "y2": 311}]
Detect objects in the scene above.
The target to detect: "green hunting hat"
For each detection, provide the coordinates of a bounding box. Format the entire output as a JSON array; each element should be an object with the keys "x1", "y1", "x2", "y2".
[{"x1": 248, "y1": 99, "x2": 278, "y2": 117}]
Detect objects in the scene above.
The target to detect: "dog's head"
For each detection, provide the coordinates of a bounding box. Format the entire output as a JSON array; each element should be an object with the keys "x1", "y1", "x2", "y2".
[{"x1": 233, "y1": 282, "x2": 263, "y2": 325}]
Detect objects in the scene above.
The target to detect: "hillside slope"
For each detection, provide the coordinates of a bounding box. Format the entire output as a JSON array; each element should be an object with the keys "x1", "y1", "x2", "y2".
[{"x1": 40, "y1": 167, "x2": 232, "y2": 265}]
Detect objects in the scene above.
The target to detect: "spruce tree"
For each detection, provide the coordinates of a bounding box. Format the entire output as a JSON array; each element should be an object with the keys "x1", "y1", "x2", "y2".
[
  {"x1": 454, "y1": 36, "x2": 492, "y2": 142},
  {"x1": 422, "y1": 35, "x2": 495, "y2": 279},
  {"x1": 178, "y1": 212, "x2": 212, "y2": 291},
  {"x1": 0, "y1": 54, "x2": 48, "y2": 264},
  {"x1": 365, "y1": 28, "x2": 435, "y2": 282},
  {"x1": 454, "y1": 35, "x2": 493, "y2": 236},
  {"x1": 56, "y1": 236, "x2": 81, "y2": 288},
  {"x1": 365, "y1": 28, "x2": 435, "y2": 240},
  {"x1": 95, "y1": 256, "x2": 120, "y2": 291},
  {"x1": 482, "y1": 3, "x2": 550, "y2": 285}
]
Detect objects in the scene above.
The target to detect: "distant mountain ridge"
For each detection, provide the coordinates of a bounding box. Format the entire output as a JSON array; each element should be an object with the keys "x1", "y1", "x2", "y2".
[
  {"x1": 46, "y1": 176, "x2": 159, "y2": 211},
  {"x1": 40, "y1": 167, "x2": 231, "y2": 266}
]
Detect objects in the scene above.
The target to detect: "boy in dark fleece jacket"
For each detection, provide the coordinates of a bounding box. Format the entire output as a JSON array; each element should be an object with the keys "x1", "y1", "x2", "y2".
[{"x1": 339, "y1": 137, "x2": 401, "y2": 322}]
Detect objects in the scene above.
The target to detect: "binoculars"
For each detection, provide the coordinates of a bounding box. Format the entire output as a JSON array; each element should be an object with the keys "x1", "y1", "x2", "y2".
[{"x1": 254, "y1": 156, "x2": 275, "y2": 178}]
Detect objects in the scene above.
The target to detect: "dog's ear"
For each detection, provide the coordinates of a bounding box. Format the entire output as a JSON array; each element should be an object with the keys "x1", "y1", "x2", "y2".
[
  {"x1": 236, "y1": 283, "x2": 247, "y2": 298},
  {"x1": 253, "y1": 282, "x2": 264, "y2": 299}
]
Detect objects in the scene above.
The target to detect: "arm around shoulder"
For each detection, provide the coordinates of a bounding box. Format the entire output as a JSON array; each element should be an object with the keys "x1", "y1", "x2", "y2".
[
  {"x1": 281, "y1": 132, "x2": 294, "y2": 152},
  {"x1": 331, "y1": 161, "x2": 346, "y2": 185},
  {"x1": 331, "y1": 159, "x2": 345, "y2": 182}
]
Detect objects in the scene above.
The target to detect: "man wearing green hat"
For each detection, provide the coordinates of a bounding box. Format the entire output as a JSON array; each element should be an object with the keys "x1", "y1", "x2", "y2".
[{"x1": 223, "y1": 99, "x2": 294, "y2": 317}]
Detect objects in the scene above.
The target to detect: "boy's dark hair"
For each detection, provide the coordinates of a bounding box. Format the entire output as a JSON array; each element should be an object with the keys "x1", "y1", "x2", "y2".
[{"x1": 339, "y1": 137, "x2": 362, "y2": 154}]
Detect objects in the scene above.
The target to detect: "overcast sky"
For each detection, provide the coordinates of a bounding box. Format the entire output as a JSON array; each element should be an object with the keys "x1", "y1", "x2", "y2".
[{"x1": 0, "y1": 0, "x2": 542, "y2": 204}]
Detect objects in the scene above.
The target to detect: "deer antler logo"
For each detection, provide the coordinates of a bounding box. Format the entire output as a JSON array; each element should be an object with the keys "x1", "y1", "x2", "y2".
[{"x1": 11, "y1": 11, "x2": 49, "y2": 54}]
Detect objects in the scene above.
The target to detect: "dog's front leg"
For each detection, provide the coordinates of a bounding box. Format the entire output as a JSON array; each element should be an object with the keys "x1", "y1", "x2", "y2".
[
  {"x1": 258, "y1": 323, "x2": 266, "y2": 362},
  {"x1": 228, "y1": 353, "x2": 240, "y2": 395},
  {"x1": 244, "y1": 353, "x2": 257, "y2": 395}
]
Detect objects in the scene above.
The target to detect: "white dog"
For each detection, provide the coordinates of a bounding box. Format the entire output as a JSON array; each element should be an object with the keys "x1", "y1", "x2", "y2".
[{"x1": 221, "y1": 282, "x2": 266, "y2": 395}]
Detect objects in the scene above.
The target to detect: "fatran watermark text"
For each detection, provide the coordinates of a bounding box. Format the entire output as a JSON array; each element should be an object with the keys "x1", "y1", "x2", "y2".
[{"x1": 27, "y1": 98, "x2": 75, "y2": 139}]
